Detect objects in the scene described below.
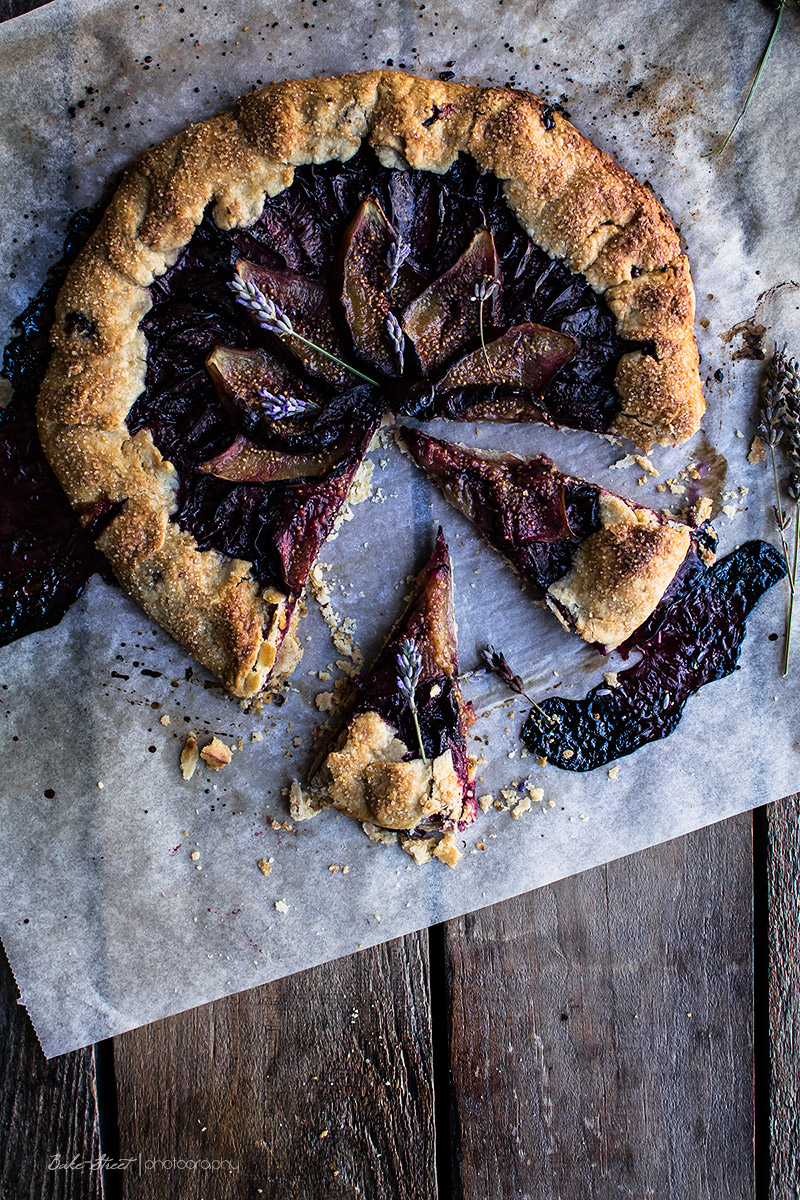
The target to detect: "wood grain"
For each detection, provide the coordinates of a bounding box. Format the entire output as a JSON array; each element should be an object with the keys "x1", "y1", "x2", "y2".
[
  {"x1": 767, "y1": 793, "x2": 800, "y2": 1200},
  {"x1": 442, "y1": 816, "x2": 756, "y2": 1200},
  {"x1": 113, "y1": 933, "x2": 436, "y2": 1200},
  {"x1": 0, "y1": 945, "x2": 102, "y2": 1200}
]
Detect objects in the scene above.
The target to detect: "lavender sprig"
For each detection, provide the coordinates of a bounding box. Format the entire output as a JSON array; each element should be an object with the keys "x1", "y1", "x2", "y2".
[
  {"x1": 386, "y1": 311, "x2": 405, "y2": 372},
  {"x1": 470, "y1": 275, "x2": 499, "y2": 367},
  {"x1": 482, "y1": 645, "x2": 557, "y2": 726},
  {"x1": 778, "y1": 347, "x2": 800, "y2": 673},
  {"x1": 257, "y1": 389, "x2": 320, "y2": 420},
  {"x1": 759, "y1": 349, "x2": 795, "y2": 598},
  {"x1": 396, "y1": 638, "x2": 427, "y2": 763},
  {"x1": 229, "y1": 275, "x2": 379, "y2": 386},
  {"x1": 386, "y1": 237, "x2": 411, "y2": 292}
]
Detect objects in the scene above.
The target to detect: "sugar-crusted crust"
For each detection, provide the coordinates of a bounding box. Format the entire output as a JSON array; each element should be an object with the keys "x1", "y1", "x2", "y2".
[
  {"x1": 547, "y1": 495, "x2": 692, "y2": 650},
  {"x1": 37, "y1": 70, "x2": 704, "y2": 695}
]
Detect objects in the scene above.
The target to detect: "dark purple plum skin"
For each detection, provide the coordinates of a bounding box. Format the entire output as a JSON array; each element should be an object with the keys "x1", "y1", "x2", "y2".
[{"x1": 521, "y1": 540, "x2": 787, "y2": 771}]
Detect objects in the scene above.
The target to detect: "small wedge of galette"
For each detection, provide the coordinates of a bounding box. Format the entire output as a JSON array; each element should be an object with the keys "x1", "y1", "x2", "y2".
[
  {"x1": 290, "y1": 528, "x2": 476, "y2": 863},
  {"x1": 30, "y1": 69, "x2": 705, "y2": 699},
  {"x1": 400, "y1": 427, "x2": 696, "y2": 653}
]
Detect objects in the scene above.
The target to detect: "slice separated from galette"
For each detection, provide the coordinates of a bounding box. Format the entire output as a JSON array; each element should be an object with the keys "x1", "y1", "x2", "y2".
[
  {"x1": 400, "y1": 427, "x2": 694, "y2": 653},
  {"x1": 292, "y1": 528, "x2": 477, "y2": 856},
  {"x1": 36, "y1": 69, "x2": 705, "y2": 699}
]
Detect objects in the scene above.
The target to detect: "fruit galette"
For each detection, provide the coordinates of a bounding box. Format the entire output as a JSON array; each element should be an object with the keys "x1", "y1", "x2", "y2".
[{"x1": 0, "y1": 70, "x2": 784, "y2": 804}]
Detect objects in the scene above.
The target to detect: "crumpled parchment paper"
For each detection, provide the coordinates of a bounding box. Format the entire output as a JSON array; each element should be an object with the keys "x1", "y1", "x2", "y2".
[{"x1": 1, "y1": 0, "x2": 799, "y2": 1056}]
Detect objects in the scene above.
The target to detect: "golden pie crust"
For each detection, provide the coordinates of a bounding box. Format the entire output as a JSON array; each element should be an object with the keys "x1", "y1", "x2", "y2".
[{"x1": 36, "y1": 69, "x2": 705, "y2": 697}]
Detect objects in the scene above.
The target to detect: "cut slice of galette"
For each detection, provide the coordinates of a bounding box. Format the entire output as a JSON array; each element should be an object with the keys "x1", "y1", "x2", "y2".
[
  {"x1": 291, "y1": 528, "x2": 476, "y2": 857},
  {"x1": 34, "y1": 69, "x2": 705, "y2": 697},
  {"x1": 400, "y1": 427, "x2": 694, "y2": 653}
]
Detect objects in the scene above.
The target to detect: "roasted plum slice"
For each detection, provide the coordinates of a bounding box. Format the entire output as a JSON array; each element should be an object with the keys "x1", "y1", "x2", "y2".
[
  {"x1": 401, "y1": 228, "x2": 502, "y2": 374},
  {"x1": 339, "y1": 196, "x2": 409, "y2": 376},
  {"x1": 522, "y1": 540, "x2": 787, "y2": 771},
  {"x1": 205, "y1": 345, "x2": 326, "y2": 443},
  {"x1": 234, "y1": 259, "x2": 350, "y2": 386}
]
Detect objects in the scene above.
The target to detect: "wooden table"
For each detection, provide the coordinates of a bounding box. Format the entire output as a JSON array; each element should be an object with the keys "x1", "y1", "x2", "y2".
[
  {"x1": 1, "y1": 1, "x2": 799, "y2": 1195},
  {"x1": 3, "y1": 800, "x2": 798, "y2": 1199}
]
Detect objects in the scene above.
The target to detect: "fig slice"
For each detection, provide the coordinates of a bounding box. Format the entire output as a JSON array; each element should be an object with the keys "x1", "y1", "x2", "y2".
[
  {"x1": 200, "y1": 435, "x2": 337, "y2": 483},
  {"x1": 436, "y1": 322, "x2": 576, "y2": 394},
  {"x1": 401, "y1": 228, "x2": 502, "y2": 373},
  {"x1": 235, "y1": 260, "x2": 350, "y2": 386},
  {"x1": 205, "y1": 345, "x2": 325, "y2": 441},
  {"x1": 340, "y1": 196, "x2": 407, "y2": 377}
]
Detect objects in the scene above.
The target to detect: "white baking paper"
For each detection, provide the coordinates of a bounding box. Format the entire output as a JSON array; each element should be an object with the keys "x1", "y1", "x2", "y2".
[{"x1": 1, "y1": 0, "x2": 799, "y2": 1057}]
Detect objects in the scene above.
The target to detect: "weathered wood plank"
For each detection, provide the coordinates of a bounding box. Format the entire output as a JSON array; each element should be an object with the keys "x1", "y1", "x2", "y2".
[
  {"x1": 113, "y1": 933, "x2": 436, "y2": 1200},
  {"x1": 0, "y1": 945, "x2": 102, "y2": 1200},
  {"x1": 767, "y1": 793, "x2": 800, "y2": 1200},
  {"x1": 442, "y1": 816, "x2": 756, "y2": 1200}
]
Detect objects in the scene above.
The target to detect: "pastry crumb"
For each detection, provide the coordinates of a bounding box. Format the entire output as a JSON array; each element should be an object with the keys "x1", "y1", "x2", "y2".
[
  {"x1": 478, "y1": 793, "x2": 494, "y2": 812},
  {"x1": 608, "y1": 765, "x2": 621, "y2": 779},
  {"x1": 747, "y1": 435, "x2": 766, "y2": 464},
  {"x1": 289, "y1": 779, "x2": 328, "y2": 822},
  {"x1": 257, "y1": 858, "x2": 272, "y2": 876},
  {"x1": 180, "y1": 733, "x2": 199, "y2": 781},
  {"x1": 190, "y1": 849, "x2": 200, "y2": 861},
  {"x1": 160, "y1": 714, "x2": 170, "y2": 726},
  {"x1": 251, "y1": 730, "x2": 263, "y2": 742},
  {"x1": 433, "y1": 832, "x2": 462, "y2": 867},
  {"x1": 603, "y1": 671, "x2": 619, "y2": 688},
  {"x1": 362, "y1": 822, "x2": 398, "y2": 845},
  {"x1": 511, "y1": 795, "x2": 532, "y2": 818},
  {"x1": 274, "y1": 899, "x2": 289, "y2": 914},
  {"x1": 400, "y1": 836, "x2": 437, "y2": 864},
  {"x1": 200, "y1": 737, "x2": 232, "y2": 770}
]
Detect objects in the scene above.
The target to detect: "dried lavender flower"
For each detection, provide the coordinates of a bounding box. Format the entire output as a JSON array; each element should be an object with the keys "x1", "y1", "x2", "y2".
[
  {"x1": 229, "y1": 274, "x2": 379, "y2": 386},
  {"x1": 483, "y1": 645, "x2": 556, "y2": 726},
  {"x1": 386, "y1": 237, "x2": 411, "y2": 292},
  {"x1": 470, "y1": 275, "x2": 499, "y2": 366},
  {"x1": 396, "y1": 638, "x2": 427, "y2": 763},
  {"x1": 257, "y1": 389, "x2": 319, "y2": 420},
  {"x1": 386, "y1": 311, "x2": 405, "y2": 372}
]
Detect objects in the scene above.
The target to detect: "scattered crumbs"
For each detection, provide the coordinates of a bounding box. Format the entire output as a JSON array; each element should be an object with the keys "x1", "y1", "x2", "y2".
[
  {"x1": 535, "y1": 755, "x2": 547, "y2": 767},
  {"x1": 547, "y1": 799, "x2": 556, "y2": 808},
  {"x1": 478, "y1": 793, "x2": 494, "y2": 812},
  {"x1": 656, "y1": 483, "x2": 666, "y2": 493},
  {"x1": 666, "y1": 478, "x2": 685, "y2": 495},
  {"x1": 237, "y1": 737, "x2": 244, "y2": 752},
  {"x1": 579, "y1": 813, "x2": 589, "y2": 822},
  {"x1": 251, "y1": 730, "x2": 263, "y2": 742},
  {"x1": 433, "y1": 832, "x2": 462, "y2": 868},
  {"x1": 274, "y1": 899, "x2": 290, "y2": 914},
  {"x1": 747, "y1": 435, "x2": 766, "y2": 465},
  {"x1": 160, "y1": 714, "x2": 170, "y2": 726},
  {"x1": 637, "y1": 475, "x2": 646, "y2": 486},
  {"x1": 281, "y1": 821, "x2": 293, "y2": 832},
  {"x1": 734, "y1": 428, "x2": 744, "y2": 438},
  {"x1": 562, "y1": 748, "x2": 574, "y2": 760},
  {"x1": 476, "y1": 841, "x2": 486, "y2": 851},
  {"x1": 271, "y1": 819, "x2": 282, "y2": 831},
  {"x1": 373, "y1": 913, "x2": 381, "y2": 922},
  {"x1": 318, "y1": 670, "x2": 331, "y2": 682},
  {"x1": 97, "y1": 781, "x2": 104, "y2": 790},
  {"x1": 609, "y1": 453, "x2": 637, "y2": 470},
  {"x1": 190, "y1": 849, "x2": 200, "y2": 861},
  {"x1": 400, "y1": 836, "x2": 437, "y2": 864},
  {"x1": 180, "y1": 733, "x2": 199, "y2": 781},
  {"x1": 525, "y1": 783, "x2": 545, "y2": 804},
  {"x1": 362, "y1": 822, "x2": 397, "y2": 845},
  {"x1": 200, "y1": 737, "x2": 232, "y2": 770},
  {"x1": 722, "y1": 504, "x2": 738, "y2": 520},
  {"x1": 257, "y1": 859, "x2": 272, "y2": 876},
  {"x1": 603, "y1": 671, "x2": 620, "y2": 688},
  {"x1": 328, "y1": 864, "x2": 339, "y2": 874},
  {"x1": 342, "y1": 866, "x2": 349, "y2": 874},
  {"x1": 608, "y1": 764, "x2": 621, "y2": 779}
]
